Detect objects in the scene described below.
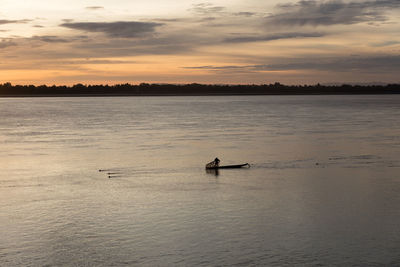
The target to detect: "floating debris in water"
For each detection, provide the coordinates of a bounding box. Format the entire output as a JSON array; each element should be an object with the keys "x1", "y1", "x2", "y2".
[
  {"x1": 99, "y1": 168, "x2": 124, "y2": 178},
  {"x1": 108, "y1": 175, "x2": 122, "y2": 179}
]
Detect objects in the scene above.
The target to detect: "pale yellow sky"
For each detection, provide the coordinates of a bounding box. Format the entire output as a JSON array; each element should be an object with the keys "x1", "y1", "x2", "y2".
[{"x1": 0, "y1": 0, "x2": 399, "y2": 85}]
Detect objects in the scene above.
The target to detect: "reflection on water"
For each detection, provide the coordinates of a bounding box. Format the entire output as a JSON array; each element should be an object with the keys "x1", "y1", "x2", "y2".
[
  {"x1": 1, "y1": 95, "x2": 400, "y2": 266},
  {"x1": 206, "y1": 168, "x2": 219, "y2": 176}
]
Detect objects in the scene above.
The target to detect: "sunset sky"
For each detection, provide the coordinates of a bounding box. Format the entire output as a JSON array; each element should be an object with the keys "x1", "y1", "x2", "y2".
[{"x1": 0, "y1": 0, "x2": 399, "y2": 85}]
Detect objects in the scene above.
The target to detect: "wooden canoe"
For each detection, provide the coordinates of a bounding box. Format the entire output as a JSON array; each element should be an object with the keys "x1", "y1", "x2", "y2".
[{"x1": 206, "y1": 163, "x2": 250, "y2": 170}]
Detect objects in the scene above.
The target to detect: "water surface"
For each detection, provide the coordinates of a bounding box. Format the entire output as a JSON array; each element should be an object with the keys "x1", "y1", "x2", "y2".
[{"x1": 1, "y1": 95, "x2": 400, "y2": 266}]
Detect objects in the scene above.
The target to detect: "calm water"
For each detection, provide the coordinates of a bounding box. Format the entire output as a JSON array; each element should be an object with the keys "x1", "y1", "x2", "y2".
[{"x1": 1, "y1": 95, "x2": 400, "y2": 266}]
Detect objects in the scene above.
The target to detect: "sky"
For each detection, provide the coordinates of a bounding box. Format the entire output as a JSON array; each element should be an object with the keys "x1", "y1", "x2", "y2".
[{"x1": 0, "y1": 0, "x2": 399, "y2": 85}]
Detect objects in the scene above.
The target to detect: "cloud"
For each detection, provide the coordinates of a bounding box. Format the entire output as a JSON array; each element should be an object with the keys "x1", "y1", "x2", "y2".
[
  {"x1": 70, "y1": 38, "x2": 192, "y2": 57},
  {"x1": 85, "y1": 6, "x2": 104, "y2": 10},
  {"x1": 0, "y1": 19, "x2": 31, "y2": 25},
  {"x1": 189, "y1": 3, "x2": 225, "y2": 15},
  {"x1": 31, "y1": 35, "x2": 73, "y2": 43},
  {"x1": 153, "y1": 18, "x2": 183, "y2": 22},
  {"x1": 60, "y1": 21, "x2": 163, "y2": 38},
  {"x1": 252, "y1": 56, "x2": 400, "y2": 73},
  {"x1": 183, "y1": 55, "x2": 400, "y2": 73},
  {"x1": 183, "y1": 65, "x2": 244, "y2": 70},
  {"x1": 224, "y1": 32, "x2": 325, "y2": 43},
  {"x1": 3, "y1": 26, "x2": 205, "y2": 60},
  {"x1": 0, "y1": 40, "x2": 17, "y2": 48},
  {"x1": 266, "y1": 0, "x2": 400, "y2": 26},
  {"x1": 371, "y1": 40, "x2": 400, "y2": 47},
  {"x1": 233, "y1": 12, "x2": 257, "y2": 17},
  {"x1": 198, "y1": 17, "x2": 217, "y2": 22},
  {"x1": 66, "y1": 59, "x2": 136, "y2": 64}
]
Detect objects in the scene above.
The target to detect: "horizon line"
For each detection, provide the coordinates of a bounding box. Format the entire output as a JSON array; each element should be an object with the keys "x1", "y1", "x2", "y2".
[{"x1": 2, "y1": 82, "x2": 399, "y2": 87}]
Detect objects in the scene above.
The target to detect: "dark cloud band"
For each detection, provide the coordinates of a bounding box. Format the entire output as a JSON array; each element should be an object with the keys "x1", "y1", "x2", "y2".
[
  {"x1": 183, "y1": 55, "x2": 400, "y2": 73},
  {"x1": 60, "y1": 21, "x2": 163, "y2": 38},
  {"x1": 266, "y1": 0, "x2": 400, "y2": 26},
  {"x1": 85, "y1": 6, "x2": 104, "y2": 10},
  {"x1": 0, "y1": 19, "x2": 31, "y2": 25},
  {"x1": 224, "y1": 32, "x2": 325, "y2": 43}
]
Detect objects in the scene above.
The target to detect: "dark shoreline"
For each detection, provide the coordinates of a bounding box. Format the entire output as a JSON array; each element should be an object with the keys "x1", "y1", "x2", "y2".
[
  {"x1": 1, "y1": 82, "x2": 399, "y2": 97},
  {"x1": 2, "y1": 93, "x2": 400, "y2": 98}
]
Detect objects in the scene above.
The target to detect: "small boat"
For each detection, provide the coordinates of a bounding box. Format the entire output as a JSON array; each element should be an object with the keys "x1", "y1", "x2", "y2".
[{"x1": 205, "y1": 162, "x2": 250, "y2": 170}]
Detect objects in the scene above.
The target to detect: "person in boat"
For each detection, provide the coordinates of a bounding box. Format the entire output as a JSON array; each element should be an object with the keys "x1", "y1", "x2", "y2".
[{"x1": 214, "y1": 157, "x2": 220, "y2": 167}]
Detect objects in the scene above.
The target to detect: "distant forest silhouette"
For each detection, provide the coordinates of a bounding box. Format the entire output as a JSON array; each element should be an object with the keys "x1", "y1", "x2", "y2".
[{"x1": 0, "y1": 82, "x2": 399, "y2": 96}]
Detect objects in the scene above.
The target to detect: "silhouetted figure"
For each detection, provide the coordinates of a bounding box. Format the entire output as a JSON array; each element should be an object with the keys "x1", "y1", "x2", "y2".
[{"x1": 214, "y1": 157, "x2": 220, "y2": 166}]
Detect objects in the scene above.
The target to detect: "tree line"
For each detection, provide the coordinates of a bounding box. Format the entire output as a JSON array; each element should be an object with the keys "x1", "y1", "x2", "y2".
[{"x1": 0, "y1": 82, "x2": 399, "y2": 96}]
